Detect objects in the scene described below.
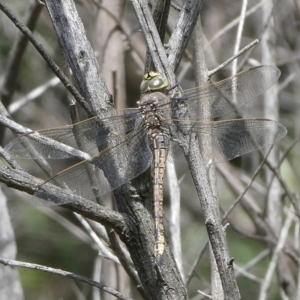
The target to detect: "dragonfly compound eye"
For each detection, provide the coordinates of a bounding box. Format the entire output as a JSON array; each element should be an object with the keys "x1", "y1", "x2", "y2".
[{"x1": 140, "y1": 72, "x2": 169, "y2": 93}]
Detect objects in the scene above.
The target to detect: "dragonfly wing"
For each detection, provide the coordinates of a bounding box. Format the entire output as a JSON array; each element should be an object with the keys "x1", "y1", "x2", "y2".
[
  {"x1": 34, "y1": 128, "x2": 152, "y2": 205},
  {"x1": 175, "y1": 66, "x2": 280, "y2": 120},
  {"x1": 210, "y1": 119, "x2": 286, "y2": 162},
  {"x1": 5, "y1": 110, "x2": 140, "y2": 159},
  {"x1": 169, "y1": 119, "x2": 286, "y2": 163}
]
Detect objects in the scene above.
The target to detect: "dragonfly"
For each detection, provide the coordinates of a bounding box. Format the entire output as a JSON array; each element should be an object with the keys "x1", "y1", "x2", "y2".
[{"x1": 5, "y1": 65, "x2": 287, "y2": 258}]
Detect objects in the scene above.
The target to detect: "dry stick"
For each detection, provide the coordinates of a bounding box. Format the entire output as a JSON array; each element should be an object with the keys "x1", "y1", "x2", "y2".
[
  {"x1": 206, "y1": 0, "x2": 264, "y2": 48},
  {"x1": 233, "y1": 264, "x2": 261, "y2": 283},
  {"x1": 170, "y1": 2, "x2": 181, "y2": 12},
  {"x1": 91, "y1": 1, "x2": 145, "y2": 69},
  {"x1": 0, "y1": 1, "x2": 88, "y2": 111},
  {"x1": 0, "y1": 258, "x2": 131, "y2": 300},
  {"x1": 237, "y1": 0, "x2": 276, "y2": 70},
  {"x1": 43, "y1": 2, "x2": 151, "y2": 299},
  {"x1": 186, "y1": 147, "x2": 281, "y2": 287},
  {"x1": 0, "y1": 164, "x2": 127, "y2": 230},
  {"x1": 192, "y1": 14, "x2": 226, "y2": 300},
  {"x1": 197, "y1": 290, "x2": 213, "y2": 299},
  {"x1": 208, "y1": 40, "x2": 259, "y2": 77},
  {"x1": 130, "y1": 0, "x2": 176, "y2": 86},
  {"x1": 0, "y1": 102, "x2": 58, "y2": 178},
  {"x1": 265, "y1": 161, "x2": 300, "y2": 217},
  {"x1": 0, "y1": 4, "x2": 121, "y2": 276},
  {"x1": 185, "y1": 41, "x2": 259, "y2": 290},
  {"x1": 0, "y1": 1, "x2": 43, "y2": 107},
  {"x1": 73, "y1": 213, "x2": 120, "y2": 264},
  {"x1": 8, "y1": 77, "x2": 61, "y2": 114},
  {"x1": 261, "y1": 0, "x2": 283, "y2": 248},
  {"x1": 167, "y1": 0, "x2": 203, "y2": 71},
  {"x1": 0, "y1": 114, "x2": 91, "y2": 162},
  {"x1": 278, "y1": 135, "x2": 300, "y2": 167},
  {"x1": 144, "y1": 0, "x2": 171, "y2": 73},
  {"x1": 258, "y1": 208, "x2": 294, "y2": 300},
  {"x1": 231, "y1": 0, "x2": 248, "y2": 76},
  {"x1": 222, "y1": 147, "x2": 273, "y2": 221},
  {"x1": 0, "y1": 3, "x2": 141, "y2": 295},
  {"x1": 176, "y1": 38, "x2": 259, "y2": 83},
  {"x1": 1, "y1": 160, "x2": 131, "y2": 280},
  {"x1": 177, "y1": 39, "x2": 259, "y2": 95},
  {"x1": 92, "y1": 4, "x2": 150, "y2": 291},
  {"x1": 105, "y1": 229, "x2": 142, "y2": 290},
  {"x1": 218, "y1": 160, "x2": 299, "y2": 264},
  {"x1": 235, "y1": 249, "x2": 270, "y2": 278},
  {"x1": 0, "y1": 115, "x2": 129, "y2": 248},
  {"x1": 220, "y1": 144, "x2": 297, "y2": 234},
  {"x1": 185, "y1": 241, "x2": 208, "y2": 286},
  {"x1": 183, "y1": 45, "x2": 240, "y2": 300},
  {"x1": 0, "y1": 146, "x2": 22, "y2": 170},
  {"x1": 263, "y1": 136, "x2": 300, "y2": 217}
]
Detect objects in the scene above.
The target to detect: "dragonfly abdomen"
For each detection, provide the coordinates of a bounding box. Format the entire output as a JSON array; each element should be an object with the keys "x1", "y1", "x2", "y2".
[{"x1": 150, "y1": 133, "x2": 169, "y2": 257}]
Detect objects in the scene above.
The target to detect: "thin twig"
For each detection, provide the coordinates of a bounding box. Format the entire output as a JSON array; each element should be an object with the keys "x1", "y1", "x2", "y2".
[
  {"x1": 8, "y1": 77, "x2": 61, "y2": 114},
  {"x1": 0, "y1": 257, "x2": 131, "y2": 300},
  {"x1": 206, "y1": 0, "x2": 264, "y2": 47},
  {"x1": 167, "y1": 0, "x2": 203, "y2": 71},
  {"x1": 0, "y1": 146, "x2": 22, "y2": 170},
  {"x1": 208, "y1": 39, "x2": 259, "y2": 77},
  {"x1": 222, "y1": 146, "x2": 273, "y2": 221},
  {"x1": 74, "y1": 213, "x2": 120, "y2": 264},
  {"x1": 258, "y1": 208, "x2": 294, "y2": 300},
  {"x1": 130, "y1": 0, "x2": 175, "y2": 85},
  {"x1": 0, "y1": 1, "x2": 43, "y2": 107},
  {"x1": 0, "y1": 1, "x2": 88, "y2": 110},
  {"x1": 232, "y1": 0, "x2": 248, "y2": 75},
  {"x1": 235, "y1": 249, "x2": 270, "y2": 278},
  {"x1": 185, "y1": 241, "x2": 209, "y2": 286},
  {"x1": 197, "y1": 290, "x2": 213, "y2": 299}
]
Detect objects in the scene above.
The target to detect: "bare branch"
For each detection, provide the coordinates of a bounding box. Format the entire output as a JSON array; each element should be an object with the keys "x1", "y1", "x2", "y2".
[
  {"x1": 0, "y1": 257, "x2": 131, "y2": 300},
  {"x1": 0, "y1": 1, "x2": 87, "y2": 111}
]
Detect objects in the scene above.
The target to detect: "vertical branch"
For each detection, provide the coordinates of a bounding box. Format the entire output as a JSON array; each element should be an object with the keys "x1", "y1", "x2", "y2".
[
  {"x1": 44, "y1": 0, "x2": 112, "y2": 116},
  {"x1": 261, "y1": 1, "x2": 297, "y2": 299},
  {"x1": 130, "y1": 0, "x2": 176, "y2": 85},
  {"x1": 144, "y1": 0, "x2": 171, "y2": 72},
  {"x1": 167, "y1": 0, "x2": 203, "y2": 71},
  {"x1": 0, "y1": 1, "x2": 43, "y2": 108},
  {"x1": 190, "y1": 14, "x2": 240, "y2": 300},
  {"x1": 232, "y1": 0, "x2": 248, "y2": 75},
  {"x1": 0, "y1": 188, "x2": 23, "y2": 300},
  {"x1": 94, "y1": 0, "x2": 126, "y2": 109},
  {"x1": 191, "y1": 15, "x2": 225, "y2": 299}
]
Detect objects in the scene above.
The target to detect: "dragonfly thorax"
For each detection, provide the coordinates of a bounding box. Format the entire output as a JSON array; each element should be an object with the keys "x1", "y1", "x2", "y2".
[{"x1": 139, "y1": 92, "x2": 168, "y2": 130}]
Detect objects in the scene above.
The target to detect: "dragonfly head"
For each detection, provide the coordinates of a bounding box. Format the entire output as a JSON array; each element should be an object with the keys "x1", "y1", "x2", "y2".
[{"x1": 140, "y1": 72, "x2": 169, "y2": 94}]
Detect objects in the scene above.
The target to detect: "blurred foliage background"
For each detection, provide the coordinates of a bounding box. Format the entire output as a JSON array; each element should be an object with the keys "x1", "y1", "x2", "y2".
[{"x1": 0, "y1": 0, "x2": 299, "y2": 299}]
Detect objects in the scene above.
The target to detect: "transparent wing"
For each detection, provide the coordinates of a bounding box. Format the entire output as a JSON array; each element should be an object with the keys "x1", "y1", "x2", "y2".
[
  {"x1": 158, "y1": 66, "x2": 280, "y2": 120},
  {"x1": 167, "y1": 118, "x2": 286, "y2": 163},
  {"x1": 34, "y1": 128, "x2": 152, "y2": 205},
  {"x1": 5, "y1": 109, "x2": 141, "y2": 159}
]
